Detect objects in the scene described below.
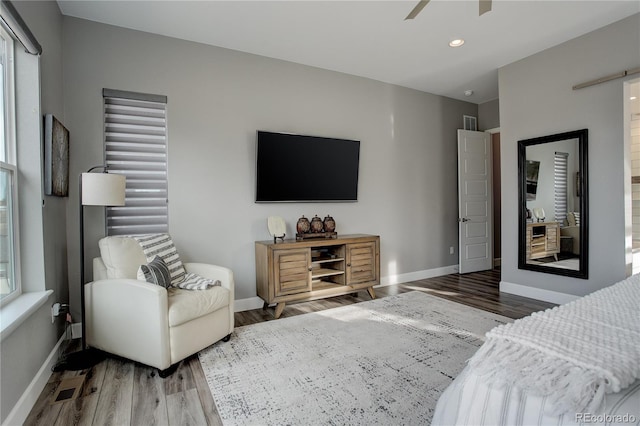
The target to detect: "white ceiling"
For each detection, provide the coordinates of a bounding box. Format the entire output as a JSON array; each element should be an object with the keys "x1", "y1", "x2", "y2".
[{"x1": 57, "y1": 0, "x2": 640, "y2": 104}]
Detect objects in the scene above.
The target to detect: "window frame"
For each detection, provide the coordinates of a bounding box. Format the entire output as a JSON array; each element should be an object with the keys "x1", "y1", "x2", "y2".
[{"x1": 0, "y1": 23, "x2": 21, "y2": 307}]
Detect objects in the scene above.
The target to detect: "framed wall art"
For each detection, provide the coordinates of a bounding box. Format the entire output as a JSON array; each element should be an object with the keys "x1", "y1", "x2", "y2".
[{"x1": 44, "y1": 114, "x2": 69, "y2": 197}]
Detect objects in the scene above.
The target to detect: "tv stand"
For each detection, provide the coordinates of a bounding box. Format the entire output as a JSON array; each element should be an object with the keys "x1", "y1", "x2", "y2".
[
  {"x1": 255, "y1": 234, "x2": 380, "y2": 319},
  {"x1": 526, "y1": 222, "x2": 560, "y2": 260}
]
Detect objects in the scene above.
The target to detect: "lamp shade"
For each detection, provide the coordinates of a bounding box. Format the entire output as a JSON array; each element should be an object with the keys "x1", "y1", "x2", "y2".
[{"x1": 81, "y1": 172, "x2": 126, "y2": 206}]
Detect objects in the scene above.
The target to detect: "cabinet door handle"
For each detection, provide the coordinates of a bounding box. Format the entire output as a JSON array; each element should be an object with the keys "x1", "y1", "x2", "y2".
[
  {"x1": 347, "y1": 263, "x2": 351, "y2": 267},
  {"x1": 308, "y1": 267, "x2": 313, "y2": 271}
]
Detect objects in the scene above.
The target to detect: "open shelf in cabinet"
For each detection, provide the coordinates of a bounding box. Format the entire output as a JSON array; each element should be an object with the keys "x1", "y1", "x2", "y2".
[
  {"x1": 312, "y1": 280, "x2": 343, "y2": 291},
  {"x1": 312, "y1": 268, "x2": 345, "y2": 279},
  {"x1": 313, "y1": 257, "x2": 346, "y2": 264},
  {"x1": 311, "y1": 245, "x2": 345, "y2": 285},
  {"x1": 311, "y1": 246, "x2": 345, "y2": 262}
]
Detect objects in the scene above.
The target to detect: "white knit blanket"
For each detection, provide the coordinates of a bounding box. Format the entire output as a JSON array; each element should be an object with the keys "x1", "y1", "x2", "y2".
[{"x1": 468, "y1": 274, "x2": 640, "y2": 415}]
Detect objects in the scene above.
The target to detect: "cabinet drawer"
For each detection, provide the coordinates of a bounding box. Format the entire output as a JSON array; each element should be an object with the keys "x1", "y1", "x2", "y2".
[{"x1": 274, "y1": 249, "x2": 311, "y2": 296}]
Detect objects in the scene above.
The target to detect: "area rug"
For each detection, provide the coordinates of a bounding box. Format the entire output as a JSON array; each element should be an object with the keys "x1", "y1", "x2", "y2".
[{"x1": 198, "y1": 291, "x2": 511, "y2": 425}]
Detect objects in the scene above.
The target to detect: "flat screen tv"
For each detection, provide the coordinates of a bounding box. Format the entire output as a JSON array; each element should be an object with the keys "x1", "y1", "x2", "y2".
[
  {"x1": 256, "y1": 131, "x2": 360, "y2": 202},
  {"x1": 526, "y1": 160, "x2": 540, "y2": 201}
]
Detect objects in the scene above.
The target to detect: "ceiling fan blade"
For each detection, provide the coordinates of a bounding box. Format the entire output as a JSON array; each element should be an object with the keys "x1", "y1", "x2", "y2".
[
  {"x1": 405, "y1": 0, "x2": 430, "y2": 20},
  {"x1": 479, "y1": 0, "x2": 492, "y2": 16}
]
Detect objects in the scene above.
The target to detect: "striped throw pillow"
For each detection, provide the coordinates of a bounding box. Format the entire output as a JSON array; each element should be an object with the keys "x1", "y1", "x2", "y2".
[
  {"x1": 137, "y1": 256, "x2": 171, "y2": 288},
  {"x1": 572, "y1": 212, "x2": 581, "y2": 226},
  {"x1": 177, "y1": 273, "x2": 221, "y2": 290},
  {"x1": 132, "y1": 234, "x2": 186, "y2": 286}
]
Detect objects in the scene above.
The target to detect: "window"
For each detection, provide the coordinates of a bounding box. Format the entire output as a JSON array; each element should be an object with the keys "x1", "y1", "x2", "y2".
[
  {"x1": 103, "y1": 89, "x2": 168, "y2": 236},
  {"x1": 554, "y1": 152, "x2": 568, "y2": 224},
  {"x1": 0, "y1": 25, "x2": 20, "y2": 305}
]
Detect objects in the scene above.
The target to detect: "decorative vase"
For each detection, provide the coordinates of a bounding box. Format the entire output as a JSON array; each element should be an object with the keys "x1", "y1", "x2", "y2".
[
  {"x1": 323, "y1": 215, "x2": 336, "y2": 233},
  {"x1": 296, "y1": 216, "x2": 310, "y2": 234},
  {"x1": 310, "y1": 215, "x2": 324, "y2": 233}
]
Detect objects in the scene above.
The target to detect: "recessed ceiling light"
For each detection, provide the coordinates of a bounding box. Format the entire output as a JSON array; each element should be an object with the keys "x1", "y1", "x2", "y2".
[
  {"x1": 449, "y1": 39, "x2": 465, "y2": 47},
  {"x1": 464, "y1": 90, "x2": 474, "y2": 97}
]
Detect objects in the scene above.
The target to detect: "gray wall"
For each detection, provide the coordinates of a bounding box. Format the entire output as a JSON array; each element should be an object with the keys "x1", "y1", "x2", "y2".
[
  {"x1": 62, "y1": 17, "x2": 477, "y2": 313},
  {"x1": 500, "y1": 13, "x2": 640, "y2": 297},
  {"x1": 1, "y1": 1, "x2": 67, "y2": 422},
  {"x1": 36, "y1": 0, "x2": 69, "y2": 311},
  {"x1": 478, "y1": 99, "x2": 499, "y2": 131}
]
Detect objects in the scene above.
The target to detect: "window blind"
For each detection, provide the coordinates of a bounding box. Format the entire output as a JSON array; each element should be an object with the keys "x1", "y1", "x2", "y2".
[
  {"x1": 103, "y1": 90, "x2": 168, "y2": 236},
  {"x1": 554, "y1": 152, "x2": 569, "y2": 224}
]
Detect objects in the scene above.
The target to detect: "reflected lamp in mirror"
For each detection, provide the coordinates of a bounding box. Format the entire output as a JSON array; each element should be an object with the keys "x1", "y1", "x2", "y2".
[{"x1": 518, "y1": 129, "x2": 588, "y2": 279}]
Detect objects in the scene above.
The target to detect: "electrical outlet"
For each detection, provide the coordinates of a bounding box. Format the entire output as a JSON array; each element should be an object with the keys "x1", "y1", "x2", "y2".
[
  {"x1": 51, "y1": 303, "x2": 61, "y2": 323},
  {"x1": 449, "y1": 246, "x2": 455, "y2": 255}
]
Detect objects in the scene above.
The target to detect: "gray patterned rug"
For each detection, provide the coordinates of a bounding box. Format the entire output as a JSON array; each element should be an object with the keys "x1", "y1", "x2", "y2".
[{"x1": 198, "y1": 291, "x2": 511, "y2": 425}]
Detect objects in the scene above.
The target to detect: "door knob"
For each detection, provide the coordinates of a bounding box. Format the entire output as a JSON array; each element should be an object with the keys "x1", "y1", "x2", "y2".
[{"x1": 459, "y1": 218, "x2": 470, "y2": 222}]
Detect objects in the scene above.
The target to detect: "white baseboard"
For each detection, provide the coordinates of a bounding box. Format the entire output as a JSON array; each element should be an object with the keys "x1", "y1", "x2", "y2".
[
  {"x1": 234, "y1": 265, "x2": 460, "y2": 312},
  {"x1": 500, "y1": 281, "x2": 580, "y2": 305},
  {"x1": 2, "y1": 333, "x2": 65, "y2": 426},
  {"x1": 378, "y1": 265, "x2": 459, "y2": 287},
  {"x1": 234, "y1": 297, "x2": 264, "y2": 312}
]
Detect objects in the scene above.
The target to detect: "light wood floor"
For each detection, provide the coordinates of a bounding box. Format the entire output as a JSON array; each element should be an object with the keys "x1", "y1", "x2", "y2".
[{"x1": 25, "y1": 269, "x2": 555, "y2": 426}]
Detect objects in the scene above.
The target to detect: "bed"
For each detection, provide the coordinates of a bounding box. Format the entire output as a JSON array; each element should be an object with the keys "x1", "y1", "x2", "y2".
[{"x1": 432, "y1": 274, "x2": 640, "y2": 426}]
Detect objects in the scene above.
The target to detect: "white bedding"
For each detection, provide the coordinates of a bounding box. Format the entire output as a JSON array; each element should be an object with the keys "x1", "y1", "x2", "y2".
[
  {"x1": 432, "y1": 366, "x2": 640, "y2": 426},
  {"x1": 432, "y1": 274, "x2": 640, "y2": 425}
]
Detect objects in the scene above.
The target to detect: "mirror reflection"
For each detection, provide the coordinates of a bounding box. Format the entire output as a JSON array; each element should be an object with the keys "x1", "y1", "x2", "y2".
[{"x1": 518, "y1": 129, "x2": 588, "y2": 279}]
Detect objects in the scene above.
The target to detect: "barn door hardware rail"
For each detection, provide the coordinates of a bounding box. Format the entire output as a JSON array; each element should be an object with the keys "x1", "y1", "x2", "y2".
[{"x1": 573, "y1": 67, "x2": 640, "y2": 90}]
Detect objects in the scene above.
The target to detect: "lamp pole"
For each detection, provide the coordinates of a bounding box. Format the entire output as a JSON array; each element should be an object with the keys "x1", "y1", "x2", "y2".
[
  {"x1": 79, "y1": 165, "x2": 105, "y2": 352},
  {"x1": 53, "y1": 165, "x2": 125, "y2": 371}
]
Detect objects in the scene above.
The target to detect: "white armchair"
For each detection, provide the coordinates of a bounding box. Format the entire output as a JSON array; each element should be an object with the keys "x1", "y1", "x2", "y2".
[
  {"x1": 85, "y1": 236, "x2": 234, "y2": 376},
  {"x1": 560, "y1": 212, "x2": 581, "y2": 255}
]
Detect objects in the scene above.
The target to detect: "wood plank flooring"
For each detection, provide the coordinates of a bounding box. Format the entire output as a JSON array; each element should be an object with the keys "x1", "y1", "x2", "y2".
[{"x1": 25, "y1": 269, "x2": 555, "y2": 426}]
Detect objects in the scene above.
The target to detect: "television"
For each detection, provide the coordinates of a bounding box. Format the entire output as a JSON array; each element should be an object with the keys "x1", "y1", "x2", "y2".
[
  {"x1": 256, "y1": 131, "x2": 360, "y2": 202},
  {"x1": 526, "y1": 160, "x2": 540, "y2": 201}
]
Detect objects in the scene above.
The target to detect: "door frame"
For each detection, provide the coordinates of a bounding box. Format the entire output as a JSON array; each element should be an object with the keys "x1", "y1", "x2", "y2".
[{"x1": 486, "y1": 127, "x2": 501, "y2": 267}]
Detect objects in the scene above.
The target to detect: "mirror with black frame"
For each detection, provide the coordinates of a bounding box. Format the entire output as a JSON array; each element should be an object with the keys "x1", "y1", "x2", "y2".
[{"x1": 518, "y1": 129, "x2": 588, "y2": 278}]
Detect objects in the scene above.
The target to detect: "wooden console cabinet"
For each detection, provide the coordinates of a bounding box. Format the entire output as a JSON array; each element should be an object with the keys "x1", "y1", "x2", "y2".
[
  {"x1": 255, "y1": 234, "x2": 380, "y2": 319},
  {"x1": 526, "y1": 222, "x2": 560, "y2": 261}
]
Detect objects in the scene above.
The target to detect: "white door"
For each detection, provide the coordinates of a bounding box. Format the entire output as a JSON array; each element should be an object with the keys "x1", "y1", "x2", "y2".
[{"x1": 458, "y1": 130, "x2": 493, "y2": 273}]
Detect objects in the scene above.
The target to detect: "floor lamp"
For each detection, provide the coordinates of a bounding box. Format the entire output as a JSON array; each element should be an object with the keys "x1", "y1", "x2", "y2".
[{"x1": 53, "y1": 165, "x2": 126, "y2": 371}]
